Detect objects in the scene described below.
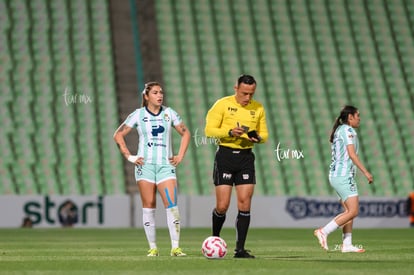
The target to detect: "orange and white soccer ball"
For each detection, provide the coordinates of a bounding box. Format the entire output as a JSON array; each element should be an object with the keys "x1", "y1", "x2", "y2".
[{"x1": 201, "y1": 236, "x2": 227, "y2": 259}]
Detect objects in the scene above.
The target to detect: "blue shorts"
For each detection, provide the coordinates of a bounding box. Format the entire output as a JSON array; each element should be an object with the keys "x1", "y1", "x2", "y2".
[
  {"x1": 135, "y1": 163, "x2": 176, "y2": 184},
  {"x1": 329, "y1": 176, "x2": 358, "y2": 202}
]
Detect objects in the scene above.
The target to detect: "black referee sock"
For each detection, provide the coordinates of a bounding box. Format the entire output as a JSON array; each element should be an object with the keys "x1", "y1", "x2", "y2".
[
  {"x1": 235, "y1": 210, "x2": 251, "y2": 251},
  {"x1": 212, "y1": 208, "x2": 226, "y2": 237}
]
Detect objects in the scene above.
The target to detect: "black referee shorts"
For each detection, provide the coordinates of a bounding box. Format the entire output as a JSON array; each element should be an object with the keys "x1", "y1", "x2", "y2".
[{"x1": 213, "y1": 146, "x2": 256, "y2": 186}]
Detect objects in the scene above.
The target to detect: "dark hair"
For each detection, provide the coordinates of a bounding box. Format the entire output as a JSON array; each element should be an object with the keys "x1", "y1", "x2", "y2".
[
  {"x1": 141, "y1": 81, "x2": 162, "y2": 107},
  {"x1": 329, "y1": 105, "x2": 359, "y2": 143},
  {"x1": 237, "y1": 74, "x2": 256, "y2": 86}
]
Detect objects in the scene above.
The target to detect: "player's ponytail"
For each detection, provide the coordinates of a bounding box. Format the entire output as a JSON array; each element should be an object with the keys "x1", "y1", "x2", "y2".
[{"x1": 329, "y1": 105, "x2": 358, "y2": 143}]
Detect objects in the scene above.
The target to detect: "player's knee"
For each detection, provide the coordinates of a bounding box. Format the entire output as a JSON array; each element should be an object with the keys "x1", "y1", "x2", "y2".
[
  {"x1": 215, "y1": 206, "x2": 228, "y2": 215},
  {"x1": 347, "y1": 208, "x2": 358, "y2": 218},
  {"x1": 351, "y1": 208, "x2": 359, "y2": 217},
  {"x1": 142, "y1": 200, "x2": 156, "y2": 209},
  {"x1": 237, "y1": 199, "x2": 251, "y2": 210}
]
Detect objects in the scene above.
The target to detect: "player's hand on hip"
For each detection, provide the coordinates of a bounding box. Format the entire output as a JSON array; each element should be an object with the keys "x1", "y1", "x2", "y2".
[
  {"x1": 127, "y1": 155, "x2": 144, "y2": 166},
  {"x1": 169, "y1": 155, "x2": 182, "y2": 166}
]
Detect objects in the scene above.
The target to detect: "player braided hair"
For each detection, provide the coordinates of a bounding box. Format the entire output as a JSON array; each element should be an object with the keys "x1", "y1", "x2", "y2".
[
  {"x1": 329, "y1": 105, "x2": 358, "y2": 143},
  {"x1": 141, "y1": 81, "x2": 162, "y2": 107}
]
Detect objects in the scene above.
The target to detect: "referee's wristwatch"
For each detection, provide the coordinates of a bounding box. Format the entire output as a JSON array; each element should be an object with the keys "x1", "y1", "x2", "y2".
[{"x1": 228, "y1": 129, "x2": 233, "y2": 137}]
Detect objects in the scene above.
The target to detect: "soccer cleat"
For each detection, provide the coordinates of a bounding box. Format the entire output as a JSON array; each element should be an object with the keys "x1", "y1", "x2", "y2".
[
  {"x1": 147, "y1": 248, "x2": 159, "y2": 257},
  {"x1": 341, "y1": 245, "x2": 365, "y2": 253},
  {"x1": 170, "y1": 247, "x2": 187, "y2": 256},
  {"x1": 314, "y1": 228, "x2": 328, "y2": 251},
  {"x1": 234, "y1": 249, "x2": 255, "y2": 258}
]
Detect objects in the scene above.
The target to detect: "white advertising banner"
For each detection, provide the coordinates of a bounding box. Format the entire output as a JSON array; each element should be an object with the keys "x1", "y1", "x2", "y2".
[
  {"x1": 0, "y1": 195, "x2": 408, "y2": 228},
  {"x1": 0, "y1": 195, "x2": 130, "y2": 228}
]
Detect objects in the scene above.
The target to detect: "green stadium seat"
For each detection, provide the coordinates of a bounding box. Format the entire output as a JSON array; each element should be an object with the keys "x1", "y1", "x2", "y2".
[
  {"x1": 151, "y1": 0, "x2": 414, "y2": 197},
  {"x1": 11, "y1": 0, "x2": 414, "y2": 197}
]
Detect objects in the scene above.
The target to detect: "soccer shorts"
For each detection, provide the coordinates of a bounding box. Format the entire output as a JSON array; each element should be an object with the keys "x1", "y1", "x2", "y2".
[
  {"x1": 213, "y1": 146, "x2": 256, "y2": 186},
  {"x1": 135, "y1": 163, "x2": 176, "y2": 184},
  {"x1": 329, "y1": 176, "x2": 358, "y2": 201}
]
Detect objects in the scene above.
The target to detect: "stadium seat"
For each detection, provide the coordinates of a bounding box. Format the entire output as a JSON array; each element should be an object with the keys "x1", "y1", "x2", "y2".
[{"x1": 4, "y1": 0, "x2": 413, "y2": 197}]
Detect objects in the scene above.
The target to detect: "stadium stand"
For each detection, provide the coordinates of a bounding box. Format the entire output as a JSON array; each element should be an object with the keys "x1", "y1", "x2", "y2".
[
  {"x1": 0, "y1": 0, "x2": 124, "y2": 195},
  {"x1": 0, "y1": 0, "x2": 413, "y2": 197},
  {"x1": 155, "y1": 0, "x2": 414, "y2": 196}
]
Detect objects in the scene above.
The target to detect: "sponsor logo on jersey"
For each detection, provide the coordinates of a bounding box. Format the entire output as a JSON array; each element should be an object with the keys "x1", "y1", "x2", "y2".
[
  {"x1": 142, "y1": 117, "x2": 164, "y2": 123},
  {"x1": 151, "y1": 125, "x2": 165, "y2": 136},
  {"x1": 228, "y1": 107, "x2": 238, "y2": 113},
  {"x1": 147, "y1": 142, "x2": 167, "y2": 148}
]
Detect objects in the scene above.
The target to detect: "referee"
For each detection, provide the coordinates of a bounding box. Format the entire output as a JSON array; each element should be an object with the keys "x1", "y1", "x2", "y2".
[{"x1": 204, "y1": 74, "x2": 269, "y2": 258}]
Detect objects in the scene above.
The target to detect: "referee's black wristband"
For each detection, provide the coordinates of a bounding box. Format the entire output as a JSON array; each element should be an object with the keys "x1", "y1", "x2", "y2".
[{"x1": 228, "y1": 129, "x2": 233, "y2": 137}]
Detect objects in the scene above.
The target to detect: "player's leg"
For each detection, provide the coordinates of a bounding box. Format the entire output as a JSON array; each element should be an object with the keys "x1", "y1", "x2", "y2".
[
  {"x1": 213, "y1": 185, "x2": 233, "y2": 236},
  {"x1": 314, "y1": 176, "x2": 352, "y2": 250},
  {"x1": 336, "y1": 196, "x2": 359, "y2": 226},
  {"x1": 138, "y1": 180, "x2": 158, "y2": 255},
  {"x1": 232, "y1": 149, "x2": 256, "y2": 258},
  {"x1": 314, "y1": 182, "x2": 363, "y2": 252},
  {"x1": 157, "y1": 165, "x2": 186, "y2": 256},
  {"x1": 136, "y1": 165, "x2": 158, "y2": 256},
  {"x1": 340, "y1": 197, "x2": 365, "y2": 252},
  {"x1": 211, "y1": 148, "x2": 234, "y2": 237},
  {"x1": 315, "y1": 196, "x2": 360, "y2": 251},
  {"x1": 234, "y1": 183, "x2": 255, "y2": 258},
  {"x1": 341, "y1": 200, "x2": 353, "y2": 246}
]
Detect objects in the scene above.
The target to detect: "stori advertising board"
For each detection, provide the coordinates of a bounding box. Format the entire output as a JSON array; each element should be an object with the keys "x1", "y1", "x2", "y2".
[{"x1": 0, "y1": 195, "x2": 408, "y2": 228}]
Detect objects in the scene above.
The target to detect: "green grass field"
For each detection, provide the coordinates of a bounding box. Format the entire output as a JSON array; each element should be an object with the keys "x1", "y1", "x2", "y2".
[{"x1": 0, "y1": 228, "x2": 413, "y2": 274}]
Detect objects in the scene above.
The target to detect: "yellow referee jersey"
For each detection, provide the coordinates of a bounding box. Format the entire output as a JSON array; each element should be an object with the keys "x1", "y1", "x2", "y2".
[{"x1": 205, "y1": 95, "x2": 268, "y2": 149}]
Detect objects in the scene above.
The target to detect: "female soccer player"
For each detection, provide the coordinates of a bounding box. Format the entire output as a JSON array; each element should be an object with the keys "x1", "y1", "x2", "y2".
[
  {"x1": 314, "y1": 105, "x2": 373, "y2": 253},
  {"x1": 114, "y1": 82, "x2": 190, "y2": 256}
]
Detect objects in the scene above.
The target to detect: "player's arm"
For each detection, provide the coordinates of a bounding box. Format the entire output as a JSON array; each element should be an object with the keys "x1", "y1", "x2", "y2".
[
  {"x1": 171, "y1": 122, "x2": 191, "y2": 166},
  {"x1": 205, "y1": 101, "x2": 230, "y2": 138},
  {"x1": 113, "y1": 123, "x2": 133, "y2": 159},
  {"x1": 255, "y1": 108, "x2": 269, "y2": 143},
  {"x1": 113, "y1": 123, "x2": 142, "y2": 165},
  {"x1": 346, "y1": 144, "x2": 373, "y2": 183}
]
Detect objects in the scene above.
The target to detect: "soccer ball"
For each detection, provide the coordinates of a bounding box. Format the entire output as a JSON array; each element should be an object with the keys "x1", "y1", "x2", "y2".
[{"x1": 201, "y1": 236, "x2": 227, "y2": 259}]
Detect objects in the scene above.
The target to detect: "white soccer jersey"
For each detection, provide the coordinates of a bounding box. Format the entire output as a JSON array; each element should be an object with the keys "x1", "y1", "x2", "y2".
[
  {"x1": 124, "y1": 106, "x2": 182, "y2": 165},
  {"x1": 329, "y1": 124, "x2": 359, "y2": 178}
]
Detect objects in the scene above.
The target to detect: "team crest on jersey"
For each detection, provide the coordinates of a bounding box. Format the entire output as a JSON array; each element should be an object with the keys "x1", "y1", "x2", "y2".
[
  {"x1": 164, "y1": 113, "x2": 170, "y2": 122},
  {"x1": 250, "y1": 111, "x2": 255, "y2": 118}
]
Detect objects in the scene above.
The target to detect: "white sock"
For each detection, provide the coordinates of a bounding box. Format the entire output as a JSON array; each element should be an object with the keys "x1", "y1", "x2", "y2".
[
  {"x1": 166, "y1": 206, "x2": 180, "y2": 249},
  {"x1": 142, "y1": 208, "x2": 157, "y2": 249},
  {"x1": 343, "y1": 233, "x2": 352, "y2": 246},
  {"x1": 322, "y1": 220, "x2": 339, "y2": 235}
]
